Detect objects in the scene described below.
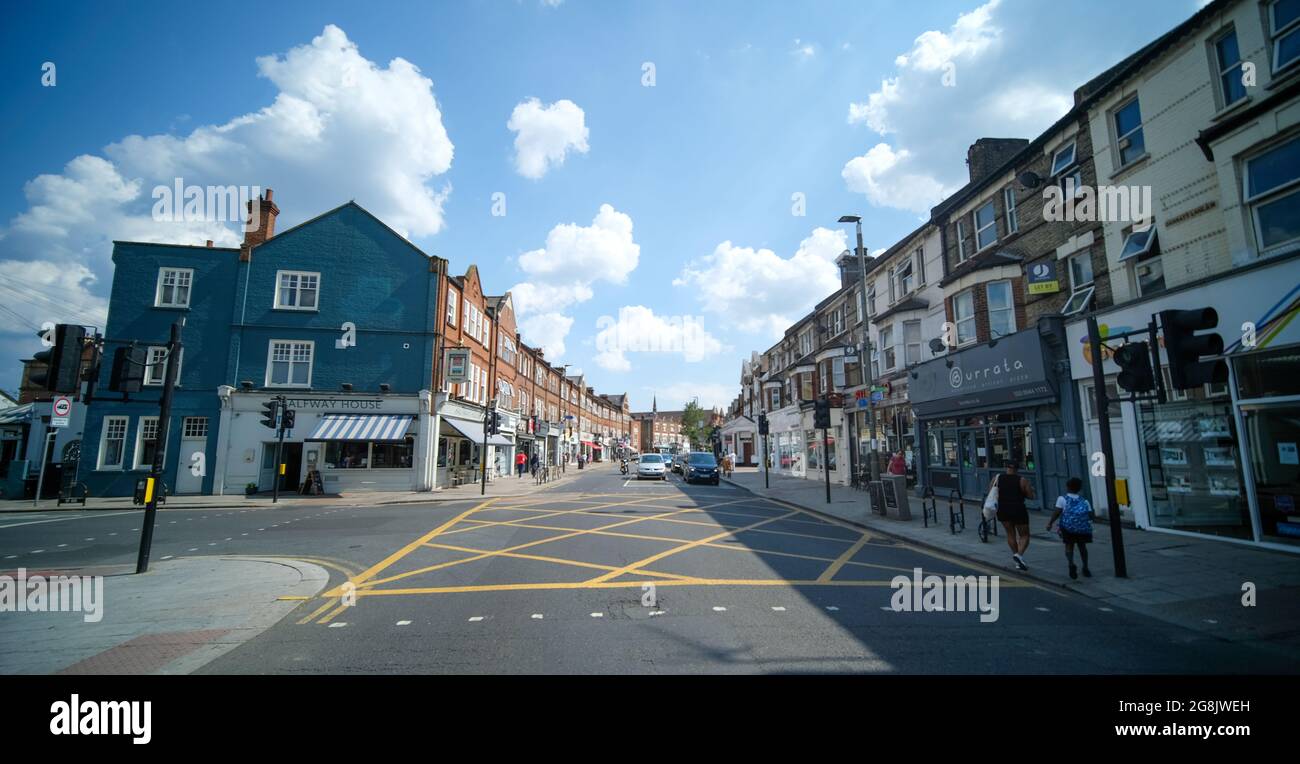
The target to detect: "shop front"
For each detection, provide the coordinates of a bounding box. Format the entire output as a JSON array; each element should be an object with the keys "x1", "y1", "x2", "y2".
[
  {"x1": 1066, "y1": 255, "x2": 1300, "y2": 551},
  {"x1": 434, "y1": 401, "x2": 513, "y2": 487},
  {"x1": 766, "y1": 406, "x2": 806, "y2": 478},
  {"x1": 215, "y1": 389, "x2": 433, "y2": 495},
  {"x1": 720, "y1": 415, "x2": 756, "y2": 465},
  {"x1": 913, "y1": 326, "x2": 1084, "y2": 507}
]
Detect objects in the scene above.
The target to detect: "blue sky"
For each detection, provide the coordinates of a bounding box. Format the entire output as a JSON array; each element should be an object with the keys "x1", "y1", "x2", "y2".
[{"x1": 0, "y1": 0, "x2": 1203, "y2": 410}]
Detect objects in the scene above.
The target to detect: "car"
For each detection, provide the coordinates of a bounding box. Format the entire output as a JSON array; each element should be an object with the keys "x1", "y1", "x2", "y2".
[
  {"x1": 671, "y1": 454, "x2": 687, "y2": 474},
  {"x1": 682, "y1": 451, "x2": 720, "y2": 485},
  {"x1": 636, "y1": 453, "x2": 668, "y2": 480}
]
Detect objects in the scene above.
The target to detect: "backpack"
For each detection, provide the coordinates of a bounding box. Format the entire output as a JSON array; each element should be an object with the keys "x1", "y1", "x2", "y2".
[{"x1": 1059, "y1": 494, "x2": 1092, "y2": 534}]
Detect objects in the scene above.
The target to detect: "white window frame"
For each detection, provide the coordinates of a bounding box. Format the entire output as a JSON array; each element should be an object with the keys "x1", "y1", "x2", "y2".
[
  {"x1": 155, "y1": 267, "x2": 193, "y2": 308},
  {"x1": 897, "y1": 260, "x2": 914, "y2": 297},
  {"x1": 1118, "y1": 227, "x2": 1158, "y2": 262},
  {"x1": 769, "y1": 387, "x2": 780, "y2": 411},
  {"x1": 1212, "y1": 27, "x2": 1246, "y2": 108},
  {"x1": 1004, "y1": 187, "x2": 1018, "y2": 234},
  {"x1": 1270, "y1": 0, "x2": 1300, "y2": 73},
  {"x1": 274, "y1": 270, "x2": 320, "y2": 311},
  {"x1": 954, "y1": 291, "x2": 977, "y2": 346},
  {"x1": 266, "y1": 339, "x2": 314, "y2": 388},
  {"x1": 182, "y1": 416, "x2": 209, "y2": 438},
  {"x1": 973, "y1": 200, "x2": 998, "y2": 252},
  {"x1": 915, "y1": 248, "x2": 926, "y2": 286},
  {"x1": 866, "y1": 285, "x2": 877, "y2": 316},
  {"x1": 1050, "y1": 142, "x2": 1077, "y2": 176},
  {"x1": 134, "y1": 416, "x2": 159, "y2": 470},
  {"x1": 986, "y1": 280, "x2": 1016, "y2": 339},
  {"x1": 1062, "y1": 250, "x2": 1096, "y2": 317},
  {"x1": 98, "y1": 416, "x2": 128, "y2": 470},
  {"x1": 446, "y1": 288, "x2": 458, "y2": 326},
  {"x1": 831, "y1": 307, "x2": 844, "y2": 336},
  {"x1": 904, "y1": 320, "x2": 922, "y2": 367},
  {"x1": 799, "y1": 329, "x2": 813, "y2": 357},
  {"x1": 956, "y1": 220, "x2": 968, "y2": 262},
  {"x1": 1242, "y1": 135, "x2": 1300, "y2": 254},
  {"x1": 144, "y1": 346, "x2": 182, "y2": 386},
  {"x1": 1113, "y1": 96, "x2": 1146, "y2": 168},
  {"x1": 880, "y1": 325, "x2": 896, "y2": 371}
]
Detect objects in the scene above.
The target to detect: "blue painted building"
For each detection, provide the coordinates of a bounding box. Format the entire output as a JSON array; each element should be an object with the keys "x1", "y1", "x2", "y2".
[{"x1": 81, "y1": 191, "x2": 447, "y2": 497}]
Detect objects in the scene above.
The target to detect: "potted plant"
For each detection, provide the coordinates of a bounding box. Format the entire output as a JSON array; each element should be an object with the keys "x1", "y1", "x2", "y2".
[{"x1": 245, "y1": 482, "x2": 258, "y2": 496}]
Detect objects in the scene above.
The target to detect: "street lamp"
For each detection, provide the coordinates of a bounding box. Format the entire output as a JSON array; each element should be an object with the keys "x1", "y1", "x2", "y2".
[{"x1": 838, "y1": 214, "x2": 880, "y2": 485}]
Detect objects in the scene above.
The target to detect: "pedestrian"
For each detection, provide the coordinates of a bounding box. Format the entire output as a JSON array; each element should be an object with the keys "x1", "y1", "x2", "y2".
[
  {"x1": 721, "y1": 453, "x2": 733, "y2": 478},
  {"x1": 989, "y1": 460, "x2": 1035, "y2": 571},
  {"x1": 515, "y1": 450, "x2": 527, "y2": 478},
  {"x1": 887, "y1": 450, "x2": 907, "y2": 476},
  {"x1": 1047, "y1": 476, "x2": 1093, "y2": 579},
  {"x1": 529, "y1": 452, "x2": 539, "y2": 477}
]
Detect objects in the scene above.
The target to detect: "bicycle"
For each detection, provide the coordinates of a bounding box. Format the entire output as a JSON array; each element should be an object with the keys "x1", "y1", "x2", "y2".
[{"x1": 977, "y1": 503, "x2": 1000, "y2": 543}]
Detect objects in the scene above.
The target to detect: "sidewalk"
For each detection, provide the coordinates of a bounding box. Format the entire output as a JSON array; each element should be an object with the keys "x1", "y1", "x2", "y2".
[
  {"x1": 0, "y1": 556, "x2": 327, "y2": 674},
  {"x1": 4, "y1": 467, "x2": 586, "y2": 512},
  {"x1": 725, "y1": 468, "x2": 1300, "y2": 649}
]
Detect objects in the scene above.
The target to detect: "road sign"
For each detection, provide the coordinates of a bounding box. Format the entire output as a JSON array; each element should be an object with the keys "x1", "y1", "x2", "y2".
[{"x1": 51, "y1": 395, "x2": 71, "y2": 428}]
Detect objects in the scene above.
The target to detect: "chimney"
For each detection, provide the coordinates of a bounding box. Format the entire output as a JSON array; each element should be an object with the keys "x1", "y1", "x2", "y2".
[
  {"x1": 966, "y1": 138, "x2": 1029, "y2": 184},
  {"x1": 240, "y1": 188, "x2": 280, "y2": 262}
]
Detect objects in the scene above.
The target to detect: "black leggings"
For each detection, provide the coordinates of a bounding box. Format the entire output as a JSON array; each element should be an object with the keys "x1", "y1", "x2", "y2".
[{"x1": 1065, "y1": 542, "x2": 1089, "y2": 566}]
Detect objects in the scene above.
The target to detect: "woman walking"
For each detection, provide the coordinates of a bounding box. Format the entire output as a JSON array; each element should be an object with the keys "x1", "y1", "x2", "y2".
[{"x1": 990, "y1": 461, "x2": 1035, "y2": 571}]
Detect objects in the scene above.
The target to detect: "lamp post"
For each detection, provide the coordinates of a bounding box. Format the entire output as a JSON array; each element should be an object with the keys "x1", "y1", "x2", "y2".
[{"x1": 839, "y1": 214, "x2": 879, "y2": 484}]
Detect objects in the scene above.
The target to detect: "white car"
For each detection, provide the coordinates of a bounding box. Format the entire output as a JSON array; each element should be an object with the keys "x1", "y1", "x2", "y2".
[{"x1": 636, "y1": 453, "x2": 668, "y2": 480}]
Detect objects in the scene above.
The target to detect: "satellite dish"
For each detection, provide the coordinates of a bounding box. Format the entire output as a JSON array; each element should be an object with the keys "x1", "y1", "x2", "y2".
[
  {"x1": 1018, "y1": 171, "x2": 1042, "y2": 190},
  {"x1": 928, "y1": 337, "x2": 946, "y2": 354}
]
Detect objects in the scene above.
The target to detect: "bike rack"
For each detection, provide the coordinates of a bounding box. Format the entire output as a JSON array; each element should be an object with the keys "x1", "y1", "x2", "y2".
[
  {"x1": 921, "y1": 486, "x2": 938, "y2": 528},
  {"x1": 948, "y1": 489, "x2": 965, "y2": 534}
]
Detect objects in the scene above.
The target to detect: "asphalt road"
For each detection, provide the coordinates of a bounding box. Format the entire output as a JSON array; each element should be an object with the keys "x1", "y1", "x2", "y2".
[{"x1": 0, "y1": 467, "x2": 1286, "y2": 674}]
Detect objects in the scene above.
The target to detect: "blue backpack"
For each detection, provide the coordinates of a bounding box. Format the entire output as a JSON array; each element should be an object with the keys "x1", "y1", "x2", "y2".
[{"x1": 1059, "y1": 494, "x2": 1092, "y2": 534}]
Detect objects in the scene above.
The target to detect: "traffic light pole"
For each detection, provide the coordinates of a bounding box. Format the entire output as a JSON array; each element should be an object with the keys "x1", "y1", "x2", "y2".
[
  {"x1": 822, "y1": 425, "x2": 831, "y2": 504},
  {"x1": 272, "y1": 395, "x2": 286, "y2": 505},
  {"x1": 1086, "y1": 316, "x2": 1128, "y2": 578},
  {"x1": 136, "y1": 319, "x2": 183, "y2": 574}
]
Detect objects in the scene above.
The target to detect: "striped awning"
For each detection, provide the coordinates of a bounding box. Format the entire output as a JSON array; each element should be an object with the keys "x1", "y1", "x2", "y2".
[
  {"x1": 308, "y1": 414, "x2": 413, "y2": 442},
  {"x1": 0, "y1": 404, "x2": 35, "y2": 426}
]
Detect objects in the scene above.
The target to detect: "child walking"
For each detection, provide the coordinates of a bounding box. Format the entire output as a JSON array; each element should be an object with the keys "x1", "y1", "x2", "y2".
[{"x1": 1047, "y1": 477, "x2": 1093, "y2": 579}]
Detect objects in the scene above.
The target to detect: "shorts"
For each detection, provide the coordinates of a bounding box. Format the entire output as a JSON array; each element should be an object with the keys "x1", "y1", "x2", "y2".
[
  {"x1": 1060, "y1": 528, "x2": 1093, "y2": 544},
  {"x1": 997, "y1": 505, "x2": 1029, "y2": 526}
]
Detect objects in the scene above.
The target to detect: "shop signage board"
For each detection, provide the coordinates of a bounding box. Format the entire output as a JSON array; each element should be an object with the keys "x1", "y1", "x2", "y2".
[
  {"x1": 445, "y1": 348, "x2": 471, "y2": 384},
  {"x1": 1027, "y1": 261, "x2": 1060, "y2": 294},
  {"x1": 909, "y1": 330, "x2": 1052, "y2": 416}
]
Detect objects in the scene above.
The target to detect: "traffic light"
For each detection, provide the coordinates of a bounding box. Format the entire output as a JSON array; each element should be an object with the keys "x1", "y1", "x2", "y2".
[
  {"x1": 30, "y1": 324, "x2": 85, "y2": 393},
  {"x1": 757, "y1": 413, "x2": 769, "y2": 435},
  {"x1": 260, "y1": 399, "x2": 280, "y2": 429},
  {"x1": 1113, "y1": 341, "x2": 1155, "y2": 393},
  {"x1": 280, "y1": 409, "x2": 295, "y2": 430},
  {"x1": 813, "y1": 399, "x2": 831, "y2": 429},
  {"x1": 1160, "y1": 308, "x2": 1228, "y2": 390},
  {"x1": 109, "y1": 346, "x2": 147, "y2": 393}
]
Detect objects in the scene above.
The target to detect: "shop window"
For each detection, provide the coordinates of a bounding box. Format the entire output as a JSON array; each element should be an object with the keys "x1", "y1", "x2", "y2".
[
  {"x1": 1235, "y1": 346, "x2": 1300, "y2": 399},
  {"x1": 1243, "y1": 402, "x2": 1300, "y2": 545},
  {"x1": 325, "y1": 441, "x2": 369, "y2": 469},
  {"x1": 372, "y1": 441, "x2": 414, "y2": 469}
]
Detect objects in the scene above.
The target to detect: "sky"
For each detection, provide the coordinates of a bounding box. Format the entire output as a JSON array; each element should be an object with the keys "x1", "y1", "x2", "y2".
[{"x1": 0, "y1": 0, "x2": 1206, "y2": 411}]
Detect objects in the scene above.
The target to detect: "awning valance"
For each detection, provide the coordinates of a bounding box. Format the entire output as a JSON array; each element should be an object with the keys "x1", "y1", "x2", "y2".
[
  {"x1": 441, "y1": 415, "x2": 513, "y2": 447},
  {"x1": 308, "y1": 414, "x2": 412, "y2": 442}
]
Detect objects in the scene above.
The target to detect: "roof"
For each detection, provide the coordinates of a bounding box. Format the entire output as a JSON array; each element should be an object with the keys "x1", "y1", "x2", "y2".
[{"x1": 939, "y1": 250, "x2": 1024, "y2": 288}]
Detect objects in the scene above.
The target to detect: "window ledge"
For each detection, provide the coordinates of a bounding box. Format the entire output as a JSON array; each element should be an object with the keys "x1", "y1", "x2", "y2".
[
  {"x1": 1210, "y1": 95, "x2": 1253, "y2": 122},
  {"x1": 152, "y1": 305, "x2": 191, "y2": 311},
  {"x1": 1108, "y1": 153, "x2": 1150, "y2": 183},
  {"x1": 272, "y1": 307, "x2": 319, "y2": 313},
  {"x1": 1267, "y1": 59, "x2": 1300, "y2": 90}
]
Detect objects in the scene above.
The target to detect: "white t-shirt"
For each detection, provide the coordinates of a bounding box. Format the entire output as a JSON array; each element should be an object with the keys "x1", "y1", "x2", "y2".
[{"x1": 1055, "y1": 493, "x2": 1082, "y2": 510}]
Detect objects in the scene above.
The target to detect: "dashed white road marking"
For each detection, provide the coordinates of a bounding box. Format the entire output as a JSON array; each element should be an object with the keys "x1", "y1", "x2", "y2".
[
  {"x1": 161, "y1": 555, "x2": 173, "y2": 560},
  {"x1": 1098, "y1": 607, "x2": 1113, "y2": 612},
  {"x1": 771, "y1": 606, "x2": 786, "y2": 612},
  {"x1": 328, "y1": 622, "x2": 347, "y2": 628},
  {"x1": 396, "y1": 620, "x2": 412, "y2": 626},
  {"x1": 4, "y1": 555, "x2": 16, "y2": 560},
  {"x1": 712, "y1": 606, "x2": 727, "y2": 612},
  {"x1": 30, "y1": 549, "x2": 44, "y2": 554},
  {"x1": 1035, "y1": 606, "x2": 1050, "y2": 612},
  {"x1": 187, "y1": 548, "x2": 198, "y2": 552},
  {"x1": 57, "y1": 544, "x2": 67, "y2": 548},
  {"x1": 825, "y1": 606, "x2": 839, "y2": 612},
  {"x1": 531, "y1": 613, "x2": 544, "y2": 620},
  {"x1": 590, "y1": 612, "x2": 604, "y2": 618},
  {"x1": 468, "y1": 616, "x2": 484, "y2": 622},
  {"x1": 1204, "y1": 618, "x2": 1219, "y2": 624},
  {"x1": 649, "y1": 610, "x2": 665, "y2": 616},
  {"x1": 880, "y1": 606, "x2": 894, "y2": 611}
]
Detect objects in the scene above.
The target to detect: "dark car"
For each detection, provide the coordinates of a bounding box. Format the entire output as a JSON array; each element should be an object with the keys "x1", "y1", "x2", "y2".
[
  {"x1": 683, "y1": 452, "x2": 720, "y2": 485},
  {"x1": 671, "y1": 453, "x2": 687, "y2": 474}
]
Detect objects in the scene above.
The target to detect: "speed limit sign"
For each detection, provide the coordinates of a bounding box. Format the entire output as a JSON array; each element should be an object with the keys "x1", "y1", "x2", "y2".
[{"x1": 51, "y1": 396, "x2": 71, "y2": 428}]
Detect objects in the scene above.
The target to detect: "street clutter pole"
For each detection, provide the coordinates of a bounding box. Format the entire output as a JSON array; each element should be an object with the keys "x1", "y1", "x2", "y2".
[
  {"x1": 851, "y1": 218, "x2": 880, "y2": 483},
  {"x1": 1087, "y1": 315, "x2": 1128, "y2": 578},
  {"x1": 136, "y1": 318, "x2": 182, "y2": 574}
]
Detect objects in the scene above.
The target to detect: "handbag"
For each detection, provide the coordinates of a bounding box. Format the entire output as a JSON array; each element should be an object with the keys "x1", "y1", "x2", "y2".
[{"x1": 982, "y1": 482, "x2": 999, "y2": 520}]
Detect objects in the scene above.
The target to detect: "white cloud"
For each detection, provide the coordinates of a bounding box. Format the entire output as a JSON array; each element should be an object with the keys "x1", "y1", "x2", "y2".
[
  {"x1": 791, "y1": 39, "x2": 817, "y2": 59},
  {"x1": 511, "y1": 204, "x2": 640, "y2": 359},
  {"x1": 841, "y1": 143, "x2": 953, "y2": 214},
  {"x1": 674, "y1": 227, "x2": 845, "y2": 337},
  {"x1": 519, "y1": 312, "x2": 575, "y2": 359},
  {"x1": 842, "y1": 0, "x2": 1102, "y2": 214},
  {"x1": 0, "y1": 25, "x2": 455, "y2": 381},
  {"x1": 507, "y1": 97, "x2": 590, "y2": 180},
  {"x1": 593, "y1": 306, "x2": 724, "y2": 372}
]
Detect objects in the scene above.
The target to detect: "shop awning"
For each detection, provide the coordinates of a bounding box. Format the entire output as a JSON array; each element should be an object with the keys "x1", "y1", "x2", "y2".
[
  {"x1": 0, "y1": 404, "x2": 35, "y2": 426},
  {"x1": 308, "y1": 414, "x2": 412, "y2": 442},
  {"x1": 441, "y1": 415, "x2": 513, "y2": 447}
]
